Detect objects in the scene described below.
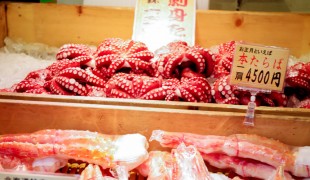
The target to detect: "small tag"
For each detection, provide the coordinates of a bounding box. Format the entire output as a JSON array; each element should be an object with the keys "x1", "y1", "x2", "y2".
[
  {"x1": 0, "y1": 171, "x2": 79, "y2": 180},
  {"x1": 230, "y1": 42, "x2": 289, "y2": 92},
  {"x1": 132, "y1": 0, "x2": 196, "y2": 51},
  {"x1": 244, "y1": 101, "x2": 256, "y2": 126}
]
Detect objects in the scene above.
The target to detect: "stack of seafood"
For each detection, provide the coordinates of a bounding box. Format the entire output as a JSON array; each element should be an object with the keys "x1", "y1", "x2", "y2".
[
  {"x1": 0, "y1": 38, "x2": 309, "y2": 108},
  {"x1": 1, "y1": 129, "x2": 310, "y2": 180}
]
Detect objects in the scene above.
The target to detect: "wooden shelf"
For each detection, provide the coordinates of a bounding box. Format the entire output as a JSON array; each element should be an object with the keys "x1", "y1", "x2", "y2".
[{"x1": 0, "y1": 2, "x2": 309, "y2": 147}]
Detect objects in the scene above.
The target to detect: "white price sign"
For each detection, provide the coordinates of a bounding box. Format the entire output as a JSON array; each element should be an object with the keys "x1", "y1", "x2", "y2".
[
  {"x1": 132, "y1": 0, "x2": 196, "y2": 51},
  {"x1": 230, "y1": 43, "x2": 290, "y2": 92}
]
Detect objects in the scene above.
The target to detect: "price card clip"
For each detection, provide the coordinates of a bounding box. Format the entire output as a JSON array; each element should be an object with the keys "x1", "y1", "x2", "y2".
[
  {"x1": 230, "y1": 42, "x2": 290, "y2": 127},
  {"x1": 243, "y1": 91, "x2": 257, "y2": 127}
]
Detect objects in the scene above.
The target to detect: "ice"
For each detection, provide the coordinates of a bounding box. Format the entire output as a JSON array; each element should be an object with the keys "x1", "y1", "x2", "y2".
[
  {"x1": 0, "y1": 37, "x2": 57, "y2": 89},
  {"x1": 0, "y1": 52, "x2": 54, "y2": 88}
]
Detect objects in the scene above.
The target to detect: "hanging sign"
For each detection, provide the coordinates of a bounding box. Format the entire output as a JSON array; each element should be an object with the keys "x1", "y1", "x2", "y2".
[
  {"x1": 0, "y1": 171, "x2": 79, "y2": 180},
  {"x1": 230, "y1": 43, "x2": 290, "y2": 92},
  {"x1": 132, "y1": 0, "x2": 196, "y2": 51}
]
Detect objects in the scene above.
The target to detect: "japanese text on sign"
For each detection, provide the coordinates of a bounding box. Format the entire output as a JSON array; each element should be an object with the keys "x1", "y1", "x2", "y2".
[
  {"x1": 132, "y1": 0, "x2": 195, "y2": 51},
  {"x1": 230, "y1": 43, "x2": 289, "y2": 91}
]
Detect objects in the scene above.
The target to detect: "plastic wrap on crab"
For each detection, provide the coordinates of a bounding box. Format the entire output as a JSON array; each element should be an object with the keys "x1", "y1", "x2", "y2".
[
  {"x1": 150, "y1": 130, "x2": 310, "y2": 179},
  {"x1": 136, "y1": 143, "x2": 234, "y2": 180}
]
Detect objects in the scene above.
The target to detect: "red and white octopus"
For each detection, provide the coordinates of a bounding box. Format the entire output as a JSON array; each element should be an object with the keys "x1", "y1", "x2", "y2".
[
  {"x1": 211, "y1": 75, "x2": 288, "y2": 106},
  {"x1": 285, "y1": 61, "x2": 310, "y2": 108},
  {"x1": 93, "y1": 38, "x2": 154, "y2": 78},
  {"x1": 152, "y1": 41, "x2": 214, "y2": 79},
  {"x1": 210, "y1": 41, "x2": 288, "y2": 107},
  {"x1": 2, "y1": 38, "x2": 309, "y2": 108},
  {"x1": 6, "y1": 38, "x2": 155, "y2": 97},
  {"x1": 213, "y1": 41, "x2": 236, "y2": 78},
  {"x1": 105, "y1": 73, "x2": 212, "y2": 103}
]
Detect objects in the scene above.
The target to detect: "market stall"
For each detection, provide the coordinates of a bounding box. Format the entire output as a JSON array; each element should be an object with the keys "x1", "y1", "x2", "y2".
[{"x1": 0, "y1": 2, "x2": 310, "y2": 180}]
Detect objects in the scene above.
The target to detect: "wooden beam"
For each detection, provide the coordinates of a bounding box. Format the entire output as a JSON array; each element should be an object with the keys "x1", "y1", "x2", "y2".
[
  {"x1": 1, "y1": 92, "x2": 310, "y2": 118},
  {"x1": 0, "y1": 2, "x2": 7, "y2": 48},
  {"x1": 5, "y1": 3, "x2": 310, "y2": 57},
  {"x1": 6, "y1": 3, "x2": 134, "y2": 48},
  {"x1": 0, "y1": 99, "x2": 309, "y2": 148}
]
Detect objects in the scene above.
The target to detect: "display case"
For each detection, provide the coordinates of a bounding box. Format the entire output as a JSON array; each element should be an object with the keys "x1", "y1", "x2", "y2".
[{"x1": 0, "y1": 2, "x2": 310, "y2": 149}]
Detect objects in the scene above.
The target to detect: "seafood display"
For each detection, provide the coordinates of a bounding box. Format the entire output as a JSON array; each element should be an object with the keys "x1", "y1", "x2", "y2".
[
  {"x1": 0, "y1": 38, "x2": 308, "y2": 108},
  {"x1": 0, "y1": 129, "x2": 149, "y2": 178},
  {"x1": 136, "y1": 144, "x2": 233, "y2": 180},
  {"x1": 150, "y1": 130, "x2": 310, "y2": 179},
  {"x1": 1, "y1": 129, "x2": 310, "y2": 179}
]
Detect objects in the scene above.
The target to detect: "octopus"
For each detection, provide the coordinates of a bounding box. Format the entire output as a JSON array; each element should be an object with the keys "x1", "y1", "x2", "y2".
[
  {"x1": 152, "y1": 41, "x2": 214, "y2": 79},
  {"x1": 105, "y1": 73, "x2": 212, "y2": 103},
  {"x1": 213, "y1": 41, "x2": 236, "y2": 78},
  {"x1": 93, "y1": 38, "x2": 154, "y2": 78},
  {"x1": 285, "y1": 61, "x2": 310, "y2": 108},
  {"x1": 211, "y1": 75, "x2": 287, "y2": 106}
]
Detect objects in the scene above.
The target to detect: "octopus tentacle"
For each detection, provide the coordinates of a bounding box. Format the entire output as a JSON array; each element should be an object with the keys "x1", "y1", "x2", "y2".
[
  {"x1": 163, "y1": 53, "x2": 183, "y2": 78},
  {"x1": 184, "y1": 49, "x2": 205, "y2": 74},
  {"x1": 50, "y1": 80, "x2": 74, "y2": 95},
  {"x1": 54, "y1": 77, "x2": 88, "y2": 96},
  {"x1": 46, "y1": 59, "x2": 80, "y2": 76},
  {"x1": 286, "y1": 77, "x2": 310, "y2": 91},
  {"x1": 141, "y1": 87, "x2": 169, "y2": 100},
  {"x1": 56, "y1": 44, "x2": 91, "y2": 60},
  {"x1": 14, "y1": 80, "x2": 44, "y2": 93},
  {"x1": 127, "y1": 50, "x2": 154, "y2": 61}
]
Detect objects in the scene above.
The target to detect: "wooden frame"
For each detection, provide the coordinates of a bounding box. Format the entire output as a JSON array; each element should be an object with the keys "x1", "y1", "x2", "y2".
[
  {"x1": 1, "y1": 99, "x2": 310, "y2": 149},
  {"x1": 0, "y1": 2, "x2": 309, "y2": 147},
  {"x1": 1, "y1": 2, "x2": 310, "y2": 56}
]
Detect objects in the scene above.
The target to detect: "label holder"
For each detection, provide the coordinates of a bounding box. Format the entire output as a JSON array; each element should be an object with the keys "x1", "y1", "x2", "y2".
[{"x1": 230, "y1": 42, "x2": 289, "y2": 127}]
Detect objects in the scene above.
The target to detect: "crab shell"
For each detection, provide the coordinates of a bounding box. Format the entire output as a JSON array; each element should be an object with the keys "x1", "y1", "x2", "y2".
[{"x1": 0, "y1": 130, "x2": 149, "y2": 171}]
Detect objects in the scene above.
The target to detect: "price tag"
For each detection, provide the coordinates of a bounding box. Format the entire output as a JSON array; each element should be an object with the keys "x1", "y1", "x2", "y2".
[
  {"x1": 132, "y1": 0, "x2": 196, "y2": 51},
  {"x1": 0, "y1": 171, "x2": 79, "y2": 180},
  {"x1": 230, "y1": 43, "x2": 289, "y2": 92}
]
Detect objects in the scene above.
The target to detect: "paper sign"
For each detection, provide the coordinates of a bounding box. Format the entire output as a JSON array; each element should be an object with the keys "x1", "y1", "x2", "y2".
[
  {"x1": 0, "y1": 171, "x2": 79, "y2": 180},
  {"x1": 230, "y1": 43, "x2": 289, "y2": 92},
  {"x1": 132, "y1": 0, "x2": 196, "y2": 52}
]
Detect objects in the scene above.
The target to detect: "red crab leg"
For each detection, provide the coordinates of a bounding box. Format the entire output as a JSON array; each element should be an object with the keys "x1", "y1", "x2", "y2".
[
  {"x1": 202, "y1": 153, "x2": 294, "y2": 180},
  {"x1": 0, "y1": 130, "x2": 149, "y2": 171},
  {"x1": 150, "y1": 130, "x2": 310, "y2": 177}
]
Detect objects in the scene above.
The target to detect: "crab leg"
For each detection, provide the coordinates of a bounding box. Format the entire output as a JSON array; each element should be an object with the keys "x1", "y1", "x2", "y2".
[
  {"x1": 137, "y1": 147, "x2": 233, "y2": 180},
  {"x1": 150, "y1": 130, "x2": 310, "y2": 177},
  {"x1": 0, "y1": 130, "x2": 149, "y2": 171},
  {"x1": 202, "y1": 153, "x2": 293, "y2": 180}
]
